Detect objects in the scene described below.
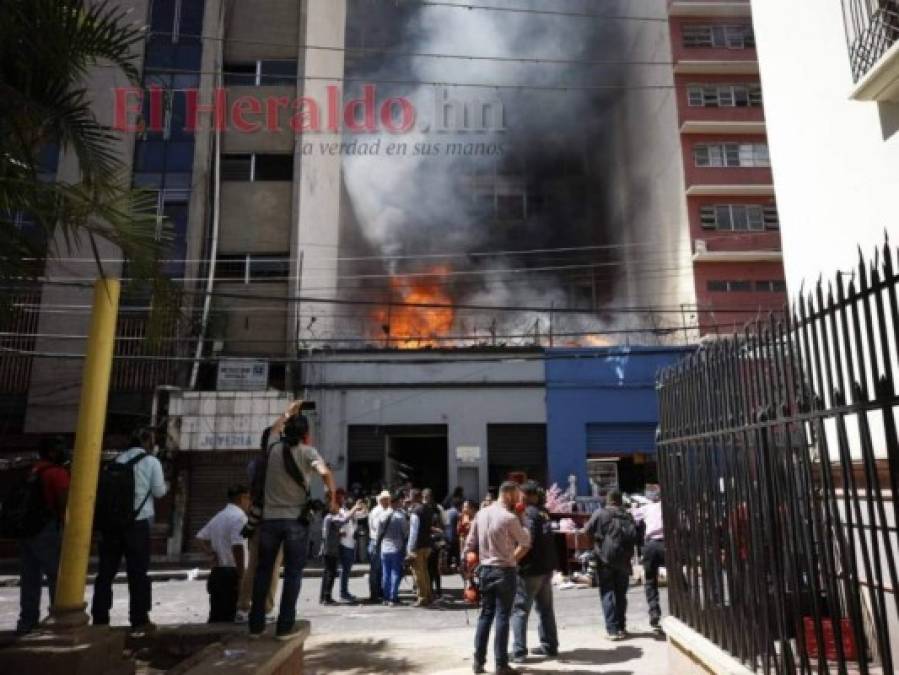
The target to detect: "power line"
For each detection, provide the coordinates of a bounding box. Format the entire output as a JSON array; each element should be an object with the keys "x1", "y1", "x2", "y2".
[
  {"x1": 21, "y1": 240, "x2": 665, "y2": 265},
  {"x1": 98, "y1": 63, "x2": 673, "y2": 93},
  {"x1": 0, "y1": 277, "x2": 785, "y2": 317},
  {"x1": 143, "y1": 31, "x2": 675, "y2": 68},
  {"x1": 391, "y1": 1, "x2": 668, "y2": 22},
  {"x1": 0, "y1": 343, "x2": 709, "y2": 366}
]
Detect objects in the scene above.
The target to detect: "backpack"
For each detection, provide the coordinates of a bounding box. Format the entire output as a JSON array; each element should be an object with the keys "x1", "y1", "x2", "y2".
[
  {"x1": 94, "y1": 453, "x2": 150, "y2": 532},
  {"x1": 598, "y1": 509, "x2": 639, "y2": 568},
  {"x1": 0, "y1": 466, "x2": 53, "y2": 539}
]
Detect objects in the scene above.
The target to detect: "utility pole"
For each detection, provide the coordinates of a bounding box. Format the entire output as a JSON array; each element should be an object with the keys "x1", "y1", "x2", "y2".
[
  {"x1": 51, "y1": 278, "x2": 120, "y2": 628},
  {"x1": 549, "y1": 302, "x2": 555, "y2": 347}
]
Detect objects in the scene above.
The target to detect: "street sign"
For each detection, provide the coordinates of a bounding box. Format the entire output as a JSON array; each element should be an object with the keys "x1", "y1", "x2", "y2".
[{"x1": 216, "y1": 360, "x2": 268, "y2": 391}]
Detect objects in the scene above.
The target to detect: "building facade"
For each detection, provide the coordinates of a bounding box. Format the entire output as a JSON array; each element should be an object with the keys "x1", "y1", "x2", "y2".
[
  {"x1": 666, "y1": 0, "x2": 788, "y2": 334},
  {"x1": 546, "y1": 346, "x2": 692, "y2": 496},
  {"x1": 752, "y1": 0, "x2": 899, "y2": 291}
]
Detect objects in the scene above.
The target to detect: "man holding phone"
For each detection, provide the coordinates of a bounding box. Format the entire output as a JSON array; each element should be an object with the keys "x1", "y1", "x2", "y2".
[{"x1": 248, "y1": 400, "x2": 337, "y2": 639}]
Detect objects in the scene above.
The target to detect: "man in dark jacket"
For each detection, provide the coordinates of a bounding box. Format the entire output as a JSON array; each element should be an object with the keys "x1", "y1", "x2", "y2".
[
  {"x1": 584, "y1": 489, "x2": 637, "y2": 640},
  {"x1": 511, "y1": 482, "x2": 559, "y2": 663},
  {"x1": 406, "y1": 489, "x2": 435, "y2": 607}
]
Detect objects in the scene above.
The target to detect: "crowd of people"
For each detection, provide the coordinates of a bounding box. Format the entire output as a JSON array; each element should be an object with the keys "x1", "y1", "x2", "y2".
[{"x1": 4, "y1": 399, "x2": 666, "y2": 674}]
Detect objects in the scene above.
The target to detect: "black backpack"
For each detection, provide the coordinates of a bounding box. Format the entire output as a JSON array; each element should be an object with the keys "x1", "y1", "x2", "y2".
[
  {"x1": 0, "y1": 466, "x2": 54, "y2": 539},
  {"x1": 94, "y1": 453, "x2": 150, "y2": 532},
  {"x1": 598, "y1": 509, "x2": 639, "y2": 568}
]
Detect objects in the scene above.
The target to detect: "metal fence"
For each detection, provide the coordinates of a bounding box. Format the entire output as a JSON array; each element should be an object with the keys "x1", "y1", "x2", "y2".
[
  {"x1": 657, "y1": 241, "x2": 899, "y2": 674},
  {"x1": 843, "y1": 0, "x2": 899, "y2": 82}
]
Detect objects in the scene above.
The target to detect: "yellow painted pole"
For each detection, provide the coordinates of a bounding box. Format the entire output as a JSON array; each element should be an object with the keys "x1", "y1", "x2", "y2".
[{"x1": 51, "y1": 278, "x2": 120, "y2": 626}]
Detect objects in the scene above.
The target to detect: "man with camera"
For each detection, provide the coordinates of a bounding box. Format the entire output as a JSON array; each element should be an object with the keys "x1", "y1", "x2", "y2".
[{"x1": 248, "y1": 401, "x2": 337, "y2": 639}]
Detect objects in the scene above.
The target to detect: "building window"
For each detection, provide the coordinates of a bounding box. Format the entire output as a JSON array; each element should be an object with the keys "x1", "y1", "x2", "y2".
[
  {"x1": 694, "y1": 143, "x2": 770, "y2": 168},
  {"x1": 220, "y1": 154, "x2": 294, "y2": 181},
  {"x1": 687, "y1": 84, "x2": 763, "y2": 107},
  {"x1": 223, "y1": 60, "x2": 298, "y2": 86},
  {"x1": 707, "y1": 280, "x2": 785, "y2": 293},
  {"x1": 215, "y1": 254, "x2": 290, "y2": 283},
  {"x1": 699, "y1": 204, "x2": 779, "y2": 231},
  {"x1": 682, "y1": 24, "x2": 755, "y2": 49},
  {"x1": 707, "y1": 280, "x2": 753, "y2": 293},
  {"x1": 755, "y1": 280, "x2": 787, "y2": 293}
]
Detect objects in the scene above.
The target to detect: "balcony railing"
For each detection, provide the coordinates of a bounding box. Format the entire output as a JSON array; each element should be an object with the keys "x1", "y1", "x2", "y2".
[{"x1": 844, "y1": 0, "x2": 899, "y2": 81}]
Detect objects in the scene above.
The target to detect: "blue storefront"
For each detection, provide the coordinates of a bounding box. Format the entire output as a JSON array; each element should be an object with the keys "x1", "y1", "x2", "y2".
[{"x1": 545, "y1": 346, "x2": 693, "y2": 495}]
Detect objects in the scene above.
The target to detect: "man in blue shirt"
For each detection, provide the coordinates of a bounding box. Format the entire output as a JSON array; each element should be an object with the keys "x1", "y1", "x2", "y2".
[{"x1": 91, "y1": 428, "x2": 167, "y2": 634}]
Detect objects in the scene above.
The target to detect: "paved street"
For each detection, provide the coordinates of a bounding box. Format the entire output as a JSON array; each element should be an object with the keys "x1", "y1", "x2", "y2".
[{"x1": 0, "y1": 569, "x2": 669, "y2": 674}]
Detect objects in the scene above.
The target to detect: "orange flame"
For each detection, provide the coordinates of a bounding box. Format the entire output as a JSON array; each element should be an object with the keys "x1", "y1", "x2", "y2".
[
  {"x1": 373, "y1": 266, "x2": 455, "y2": 348},
  {"x1": 581, "y1": 334, "x2": 613, "y2": 347}
]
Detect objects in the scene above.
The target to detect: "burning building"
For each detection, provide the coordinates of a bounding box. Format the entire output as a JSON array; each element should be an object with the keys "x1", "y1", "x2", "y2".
[{"x1": 2, "y1": 0, "x2": 733, "y2": 555}]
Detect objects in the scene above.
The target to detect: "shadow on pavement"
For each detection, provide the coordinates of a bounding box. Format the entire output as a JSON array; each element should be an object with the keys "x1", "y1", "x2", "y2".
[
  {"x1": 305, "y1": 638, "x2": 412, "y2": 674},
  {"x1": 557, "y1": 645, "x2": 643, "y2": 665}
]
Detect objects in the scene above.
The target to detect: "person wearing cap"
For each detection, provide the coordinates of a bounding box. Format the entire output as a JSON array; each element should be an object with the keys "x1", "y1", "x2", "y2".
[
  {"x1": 464, "y1": 481, "x2": 531, "y2": 675},
  {"x1": 511, "y1": 481, "x2": 559, "y2": 663},
  {"x1": 633, "y1": 485, "x2": 665, "y2": 631},
  {"x1": 367, "y1": 489, "x2": 392, "y2": 603}
]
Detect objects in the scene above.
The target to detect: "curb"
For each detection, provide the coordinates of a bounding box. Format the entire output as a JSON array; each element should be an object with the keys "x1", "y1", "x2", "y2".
[{"x1": 0, "y1": 565, "x2": 370, "y2": 588}]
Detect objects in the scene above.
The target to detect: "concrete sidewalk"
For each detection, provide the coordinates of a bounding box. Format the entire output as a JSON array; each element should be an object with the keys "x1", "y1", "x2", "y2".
[{"x1": 304, "y1": 624, "x2": 669, "y2": 674}]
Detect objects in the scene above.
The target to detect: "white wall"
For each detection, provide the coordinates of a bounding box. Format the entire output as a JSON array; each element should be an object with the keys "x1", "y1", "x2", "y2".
[
  {"x1": 752, "y1": 0, "x2": 899, "y2": 292},
  {"x1": 306, "y1": 353, "x2": 546, "y2": 499}
]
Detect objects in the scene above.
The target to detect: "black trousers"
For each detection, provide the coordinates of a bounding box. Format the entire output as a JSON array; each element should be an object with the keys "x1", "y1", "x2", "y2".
[
  {"x1": 320, "y1": 554, "x2": 338, "y2": 601},
  {"x1": 207, "y1": 567, "x2": 239, "y2": 623},
  {"x1": 642, "y1": 539, "x2": 666, "y2": 622},
  {"x1": 428, "y1": 546, "x2": 442, "y2": 594},
  {"x1": 91, "y1": 519, "x2": 151, "y2": 628}
]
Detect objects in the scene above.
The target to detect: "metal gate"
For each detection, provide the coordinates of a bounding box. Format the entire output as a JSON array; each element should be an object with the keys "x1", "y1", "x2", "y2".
[
  {"x1": 657, "y1": 242, "x2": 899, "y2": 674},
  {"x1": 487, "y1": 424, "x2": 547, "y2": 487}
]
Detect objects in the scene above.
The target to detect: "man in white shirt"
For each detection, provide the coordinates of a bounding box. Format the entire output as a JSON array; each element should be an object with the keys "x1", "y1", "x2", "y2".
[
  {"x1": 367, "y1": 490, "x2": 391, "y2": 603},
  {"x1": 338, "y1": 492, "x2": 365, "y2": 602},
  {"x1": 196, "y1": 484, "x2": 250, "y2": 623},
  {"x1": 633, "y1": 485, "x2": 665, "y2": 631},
  {"x1": 91, "y1": 428, "x2": 168, "y2": 634}
]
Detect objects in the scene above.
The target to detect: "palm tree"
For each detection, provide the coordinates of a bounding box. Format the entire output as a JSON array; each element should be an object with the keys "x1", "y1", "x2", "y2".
[{"x1": 0, "y1": 0, "x2": 164, "y2": 286}]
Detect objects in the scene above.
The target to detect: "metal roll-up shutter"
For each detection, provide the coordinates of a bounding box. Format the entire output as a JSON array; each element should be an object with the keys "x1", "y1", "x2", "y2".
[
  {"x1": 586, "y1": 424, "x2": 657, "y2": 456},
  {"x1": 186, "y1": 451, "x2": 255, "y2": 549},
  {"x1": 487, "y1": 424, "x2": 547, "y2": 485},
  {"x1": 347, "y1": 426, "x2": 385, "y2": 463}
]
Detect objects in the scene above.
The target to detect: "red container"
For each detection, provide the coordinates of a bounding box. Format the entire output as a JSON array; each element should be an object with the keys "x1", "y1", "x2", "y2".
[{"x1": 803, "y1": 617, "x2": 858, "y2": 661}]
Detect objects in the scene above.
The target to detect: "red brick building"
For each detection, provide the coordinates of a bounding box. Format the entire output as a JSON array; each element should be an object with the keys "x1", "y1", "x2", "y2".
[{"x1": 667, "y1": 0, "x2": 786, "y2": 334}]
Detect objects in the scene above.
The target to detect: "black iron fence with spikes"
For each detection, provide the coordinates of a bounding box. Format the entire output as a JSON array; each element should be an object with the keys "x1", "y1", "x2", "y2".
[{"x1": 657, "y1": 238, "x2": 899, "y2": 674}]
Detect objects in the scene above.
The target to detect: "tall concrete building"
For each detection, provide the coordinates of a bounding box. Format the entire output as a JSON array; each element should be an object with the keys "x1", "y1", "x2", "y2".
[
  {"x1": 665, "y1": 0, "x2": 787, "y2": 334},
  {"x1": 2, "y1": 0, "x2": 699, "y2": 441}
]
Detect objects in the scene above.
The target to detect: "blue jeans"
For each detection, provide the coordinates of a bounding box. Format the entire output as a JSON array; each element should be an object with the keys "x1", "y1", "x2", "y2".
[
  {"x1": 368, "y1": 543, "x2": 382, "y2": 601},
  {"x1": 511, "y1": 573, "x2": 559, "y2": 657},
  {"x1": 598, "y1": 566, "x2": 630, "y2": 634},
  {"x1": 339, "y1": 544, "x2": 355, "y2": 598},
  {"x1": 380, "y1": 551, "x2": 404, "y2": 602},
  {"x1": 250, "y1": 519, "x2": 308, "y2": 634},
  {"x1": 18, "y1": 520, "x2": 62, "y2": 633},
  {"x1": 474, "y1": 566, "x2": 517, "y2": 668}
]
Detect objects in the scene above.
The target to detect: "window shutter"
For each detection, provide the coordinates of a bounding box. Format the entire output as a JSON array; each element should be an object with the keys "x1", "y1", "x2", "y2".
[
  {"x1": 763, "y1": 205, "x2": 779, "y2": 229},
  {"x1": 699, "y1": 206, "x2": 717, "y2": 229}
]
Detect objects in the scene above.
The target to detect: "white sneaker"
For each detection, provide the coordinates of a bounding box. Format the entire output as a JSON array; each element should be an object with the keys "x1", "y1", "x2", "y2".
[{"x1": 234, "y1": 611, "x2": 249, "y2": 624}]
